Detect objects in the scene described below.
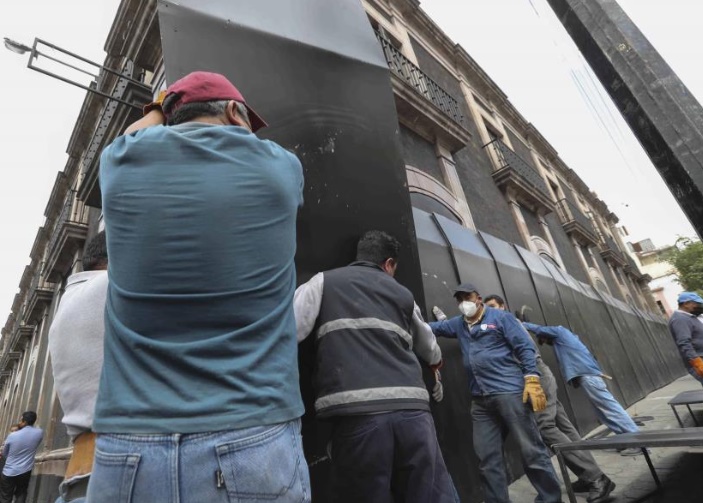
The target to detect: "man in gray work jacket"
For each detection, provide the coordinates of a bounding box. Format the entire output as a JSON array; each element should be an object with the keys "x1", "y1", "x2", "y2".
[
  {"x1": 668, "y1": 291, "x2": 703, "y2": 385},
  {"x1": 294, "y1": 230, "x2": 458, "y2": 503}
]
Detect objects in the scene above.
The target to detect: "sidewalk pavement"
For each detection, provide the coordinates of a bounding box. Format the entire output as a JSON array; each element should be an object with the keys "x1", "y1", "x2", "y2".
[{"x1": 507, "y1": 374, "x2": 703, "y2": 502}]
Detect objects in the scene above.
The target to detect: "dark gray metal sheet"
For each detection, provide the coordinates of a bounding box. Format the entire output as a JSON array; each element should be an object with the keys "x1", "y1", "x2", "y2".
[
  {"x1": 157, "y1": 3, "x2": 426, "y2": 499},
  {"x1": 593, "y1": 290, "x2": 652, "y2": 399},
  {"x1": 543, "y1": 261, "x2": 639, "y2": 410},
  {"x1": 413, "y1": 209, "x2": 483, "y2": 502},
  {"x1": 432, "y1": 215, "x2": 503, "y2": 297},
  {"x1": 158, "y1": 0, "x2": 423, "y2": 295},
  {"x1": 514, "y1": 246, "x2": 600, "y2": 433}
]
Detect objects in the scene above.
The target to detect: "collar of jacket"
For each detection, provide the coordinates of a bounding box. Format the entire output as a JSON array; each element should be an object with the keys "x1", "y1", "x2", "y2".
[{"x1": 348, "y1": 260, "x2": 385, "y2": 272}]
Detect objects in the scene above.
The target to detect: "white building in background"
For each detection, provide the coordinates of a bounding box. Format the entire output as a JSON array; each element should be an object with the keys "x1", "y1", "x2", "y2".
[{"x1": 630, "y1": 238, "x2": 679, "y2": 317}]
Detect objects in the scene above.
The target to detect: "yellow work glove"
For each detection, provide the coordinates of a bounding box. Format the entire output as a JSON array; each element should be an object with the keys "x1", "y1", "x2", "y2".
[
  {"x1": 522, "y1": 376, "x2": 547, "y2": 412},
  {"x1": 689, "y1": 356, "x2": 703, "y2": 378}
]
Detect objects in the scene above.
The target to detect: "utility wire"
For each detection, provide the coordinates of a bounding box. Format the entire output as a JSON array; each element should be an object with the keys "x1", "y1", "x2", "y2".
[{"x1": 526, "y1": 0, "x2": 647, "y2": 180}]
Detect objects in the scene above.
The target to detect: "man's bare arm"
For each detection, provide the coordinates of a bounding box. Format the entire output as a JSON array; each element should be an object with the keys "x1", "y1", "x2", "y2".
[{"x1": 124, "y1": 109, "x2": 166, "y2": 135}]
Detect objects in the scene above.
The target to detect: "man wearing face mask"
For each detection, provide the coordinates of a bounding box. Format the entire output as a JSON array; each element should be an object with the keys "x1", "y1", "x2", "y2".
[
  {"x1": 668, "y1": 291, "x2": 703, "y2": 385},
  {"x1": 429, "y1": 284, "x2": 562, "y2": 503}
]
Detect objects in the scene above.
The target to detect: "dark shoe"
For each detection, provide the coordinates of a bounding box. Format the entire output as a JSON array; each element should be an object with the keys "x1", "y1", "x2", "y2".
[
  {"x1": 569, "y1": 479, "x2": 591, "y2": 493},
  {"x1": 587, "y1": 474, "x2": 616, "y2": 503}
]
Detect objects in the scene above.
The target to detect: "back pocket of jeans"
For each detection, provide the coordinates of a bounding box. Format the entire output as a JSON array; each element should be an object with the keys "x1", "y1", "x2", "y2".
[
  {"x1": 87, "y1": 449, "x2": 141, "y2": 503},
  {"x1": 216, "y1": 422, "x2": 303, "y2": 502}
]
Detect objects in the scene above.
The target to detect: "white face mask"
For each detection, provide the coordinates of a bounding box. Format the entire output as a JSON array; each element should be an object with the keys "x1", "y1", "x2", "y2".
[{"x1": 459, "y1": 301, "x2": 478, "y2": 318}]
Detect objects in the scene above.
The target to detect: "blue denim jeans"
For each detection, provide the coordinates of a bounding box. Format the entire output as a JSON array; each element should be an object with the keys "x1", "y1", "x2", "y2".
[
  {"x1": 471, "y1": 393, "x2": 562, "y2": 503},
  {"x1": 85, "y1": 419, "x2": 310, "y2": 503},
  {"x1": 54, "y1": 473, "x2": 89, "y2": 503},
  {"x1": 579, "y1": 375, "x2": 638, "y2": 434}
]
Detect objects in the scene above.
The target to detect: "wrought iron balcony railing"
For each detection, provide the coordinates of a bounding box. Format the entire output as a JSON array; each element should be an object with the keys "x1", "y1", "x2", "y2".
[
  {"x1": 598, "y1": 234, "x2": 627, "y2": 267},
  {"x1": 623, "y1": 253, "x2": 644, "y2": 279},
  {"x1": 484, "y1": 139, "x2": 554, "y2": 213},
  {"x1": 45, "y1": 189, "x2": 89, "y2": 281},
  {"x1": 25, "y1": 269, "x2": 55, "y2": 324},
  {"x1": 375, "y1": 31, "x2": 465, "y2": 128},
  {"x1": 555, "y1": 198, "x2": 598, "y2": 246}
]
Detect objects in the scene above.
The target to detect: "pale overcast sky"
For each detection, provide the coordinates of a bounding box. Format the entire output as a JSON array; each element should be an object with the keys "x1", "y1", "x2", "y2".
[{"x1": 0, "y1": 0, "x2": 700, "y2": 322}]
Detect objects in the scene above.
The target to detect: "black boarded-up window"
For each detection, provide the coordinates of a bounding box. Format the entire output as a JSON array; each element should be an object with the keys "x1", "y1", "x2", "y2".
[
  {"x1": 522, "y1": 206, "x2": 545, "y2": 239},
  {"x1": 399, "y1": 125, "x2": 443, "y2": 182}
]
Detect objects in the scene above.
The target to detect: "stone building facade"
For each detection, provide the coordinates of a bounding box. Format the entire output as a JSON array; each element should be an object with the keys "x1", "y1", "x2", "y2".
[{"x1": 0, "y1": 0, "x2": 658, "y2": 499}]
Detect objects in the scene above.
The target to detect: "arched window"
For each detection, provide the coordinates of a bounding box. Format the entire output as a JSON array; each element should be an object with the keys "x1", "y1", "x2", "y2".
[
  {"x1": 588, "y1": 267, "x2": 610, "y2": 295},
  {"x1": 532, "y1": 236, "x2": 561, "y2": 269},
  {"x1": 406, "y1": 166, "x2": 464, "y2": 225},
  {"x1": 410, "y1": 193, "x2": 461, "y2": 224},
  {"x1": 595, "y1": 279, "x2": 609, "y2": 293}
]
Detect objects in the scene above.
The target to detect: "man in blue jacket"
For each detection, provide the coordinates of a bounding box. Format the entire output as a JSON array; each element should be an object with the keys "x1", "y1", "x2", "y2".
[
  {"x1": 521, "y1": 322, "x2": 639, "y2": 449},
  {"x1": 430, "y1": 284, "x2": 562, "y2": 503},
  {"x1": 668, "y1": 291, "x2": 703, "y2": 385}
]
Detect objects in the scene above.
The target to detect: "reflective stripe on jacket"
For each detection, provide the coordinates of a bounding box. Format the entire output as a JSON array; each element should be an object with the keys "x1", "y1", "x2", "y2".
[{"x1": 313, "y1": 262, "x2": 429, "y2": 418}]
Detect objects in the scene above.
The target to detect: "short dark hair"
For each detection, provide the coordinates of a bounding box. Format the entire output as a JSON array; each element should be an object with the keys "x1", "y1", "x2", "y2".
[
  {"x1": 165, "y1": 99, "x2": 229, "y2": 126},
  {"x1": 83, "y1": 231, "x2": 108, "y2": 271},
  {"x1": 21, "y1": 411, "x2": 37, "y2": 426},
  {"x1": 355, "y1": 230, "x2": 401, "y2": 266},
  {"x1": 484, "y1": 294, "x2": 505, "y2": 307}
]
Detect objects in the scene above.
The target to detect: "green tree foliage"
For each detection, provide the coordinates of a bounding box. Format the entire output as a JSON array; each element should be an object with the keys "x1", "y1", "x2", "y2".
[{"x1": 666, "y1": 237, "x2": 703, "y2": 293}]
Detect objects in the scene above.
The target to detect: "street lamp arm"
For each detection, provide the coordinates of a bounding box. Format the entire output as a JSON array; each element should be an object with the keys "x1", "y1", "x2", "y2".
[{"x1": 3, "y1": 38, "x2": 33, "y2": 55}]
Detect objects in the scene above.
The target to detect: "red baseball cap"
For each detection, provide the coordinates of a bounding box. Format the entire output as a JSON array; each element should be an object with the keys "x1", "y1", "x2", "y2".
[{"x1": 163, "y1": 71, "x2": 267, "y2": 131}]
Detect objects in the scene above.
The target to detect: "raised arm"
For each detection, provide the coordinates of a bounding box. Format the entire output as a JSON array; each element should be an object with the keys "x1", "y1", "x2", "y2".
[
  {"x1": 410, "y1": 303, "x2": 442, "y2": 366},
  {"x1": 293, "y1": 273, "x2": 324, "y2": 343},
  {"x1": 522, "y1": 322, "x2": 561, "y2": 341},
  {"x1": 429, "y1": 318, "x2": 459, "y2": 339}
]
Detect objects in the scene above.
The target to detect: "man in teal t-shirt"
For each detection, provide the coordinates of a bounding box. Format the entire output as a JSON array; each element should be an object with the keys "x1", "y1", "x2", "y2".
[{"x1": 88, "y1": 72, "x2": 310, "y2": 503}]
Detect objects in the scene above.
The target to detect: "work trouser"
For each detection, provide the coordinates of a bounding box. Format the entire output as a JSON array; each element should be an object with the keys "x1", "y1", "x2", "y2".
[
  {"x1": 535, "y1": 362, "x2": 602, "y2": 483},
  {"x1": 579, "y1": 375, "x2": 638, "y2": 434},
  {"x1": 0, "y1": 470, "x2": 31, "y2": 503},
  {"x1": 329, "y1": 410, "x2": 459, "y2": 503},
  {"x1": 472, "y1": 393, "x2": 562, "y2": 503}
]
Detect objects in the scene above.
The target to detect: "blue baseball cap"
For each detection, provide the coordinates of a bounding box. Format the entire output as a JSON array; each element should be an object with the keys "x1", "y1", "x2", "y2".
[
  {"x1": 454, "y1": 283, "x2": 479, "y2": 297},
  {"x1": 677, "y1": 292, "x2": 703, "y2": 304}
]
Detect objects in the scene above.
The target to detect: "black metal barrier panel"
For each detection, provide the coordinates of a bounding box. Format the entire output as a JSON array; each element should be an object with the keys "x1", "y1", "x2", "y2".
[
  {"x1": 414, "y1": 210, "x2": 684, "y2": 502},
  {"x1": 513, "y1": 245, "x2": 601, "y2": 433},
  {"x1": 158, "y1": 2, "x2": 425, "y2": 502}
]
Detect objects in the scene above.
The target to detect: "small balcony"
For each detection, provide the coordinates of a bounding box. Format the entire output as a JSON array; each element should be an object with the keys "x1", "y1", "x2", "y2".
[
  {"x1": 25, "y1": 272, "x2": 55, "y2": 324},
  {"x1": 555, "y1": 199, "x2": 598, "y2": 246},
  {"x1": 624, "y1": 253, "x2": 645, "y2": 280},
  {"x1": 599, "y1": 235, "x2": 627, "y2": 267},
  {"x1": 375, "y1": 31, "x2": 471, "y2": 152},
  {"x1": 44, "y1": 190, "x2": 89, "y2": 282},
  {"x1": 484, "y1": 139, "x2": 554, "y2": 214},
  {"x1": 0, "y1": 371, "x2": 12, "y2": 386},
  {"x1": 0, "y1": 350, "x2": 21, "y2": 374}
]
